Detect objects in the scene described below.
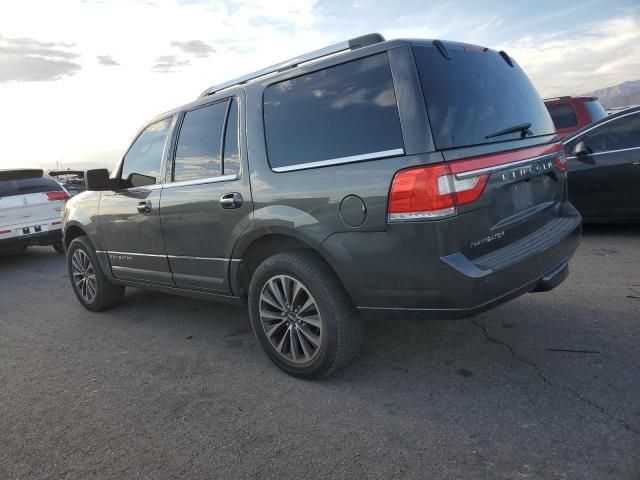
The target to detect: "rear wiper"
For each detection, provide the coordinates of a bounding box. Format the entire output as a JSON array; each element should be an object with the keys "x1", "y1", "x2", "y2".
[{"x1": 485, "y1": 122, "x2": 532, "y2": 139}]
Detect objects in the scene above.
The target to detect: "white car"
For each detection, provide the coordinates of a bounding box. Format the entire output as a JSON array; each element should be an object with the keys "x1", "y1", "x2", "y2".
[{"x1": 0, "y1": 169, "x2": 70, "y2": 253}]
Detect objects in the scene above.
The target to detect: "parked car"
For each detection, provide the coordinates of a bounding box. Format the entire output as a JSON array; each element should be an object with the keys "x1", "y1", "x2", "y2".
[
  {"x1": 63, "y1": 34, "x2": 581, "y2": 378},
  {"x1": 563, "y1": 106, "x2": 640, "y2": 222},
  {"x1": 48, "y1": 170, "x2": 86, "y2": 197},
  {"x1": 0, "y1": 169, "x2": 69, "y2": 253},
  {"x1": 544, "y1": 96, "x2": 607, "y2": 139}
]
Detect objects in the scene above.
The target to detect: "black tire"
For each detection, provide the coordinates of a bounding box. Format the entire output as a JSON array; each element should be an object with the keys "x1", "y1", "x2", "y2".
[
  {"x1": 52, "y1": 241, "x2": 65, "y2": 254},
  {"x1": 67, "y1": 236, "x2": 125, "y2": 312},
  {"x1": 248, "y1": 250, "x2": 363, "y2": 379}
]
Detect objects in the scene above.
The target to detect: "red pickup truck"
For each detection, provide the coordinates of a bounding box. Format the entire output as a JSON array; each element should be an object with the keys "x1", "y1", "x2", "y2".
[{"x1": 544, "y1": 96, "x2": 607, "y2": 139}]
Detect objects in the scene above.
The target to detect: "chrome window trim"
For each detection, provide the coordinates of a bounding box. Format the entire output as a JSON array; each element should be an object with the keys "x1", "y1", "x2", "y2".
[
  {"x1": 163, "y1": 174, "x2": 239, "y2": 189},
  {"x1": 454, "y1": 152, "x2": 560, "y2": 179},
  {"x1": 566, "y1": 145, "x2": 640, "y2": 160},
  {"x1": 563, "y1": 109, "x2": 639, "y2": 142},
  {"x1": 272, "y1": 148, "x2": 405, "y2": 173}
]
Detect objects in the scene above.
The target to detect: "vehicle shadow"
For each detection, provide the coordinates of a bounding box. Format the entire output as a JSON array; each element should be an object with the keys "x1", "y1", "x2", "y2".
[
  {"x1": 582, "y1": 222, "x2": 640, "y2": 237},
  {"x1": 0, "y1": 246, "x2": 62, "y2": 270}
]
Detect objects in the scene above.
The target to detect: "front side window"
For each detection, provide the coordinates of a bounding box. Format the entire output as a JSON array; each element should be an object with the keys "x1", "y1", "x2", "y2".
[
  {"x1": 582, "y1": 112, "x2": 640, "y2": 153},
  {"x1": 263, "y1": 53, "x2": 403, "y2": 170},
  {"x1": 546, "y1": 103, "x2": 578, "y2": 129},
  {"x1": 121, "y1": 117, "x2": 172, "y2": 188},
  {"x1": 173, "y1": 101, "x2": 228, "y2": 182}
]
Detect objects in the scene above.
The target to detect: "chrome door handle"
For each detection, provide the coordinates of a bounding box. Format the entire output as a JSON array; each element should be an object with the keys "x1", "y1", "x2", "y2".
[
  {"x1": 137, "y1": 200, "x2": 152, "y2": 214},
  {"x1": 219, "y1": 192, "x2": 243, "y2": 209}
]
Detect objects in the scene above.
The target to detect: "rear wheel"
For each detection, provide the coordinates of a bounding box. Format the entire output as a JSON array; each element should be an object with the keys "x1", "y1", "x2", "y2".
[
  {"x1": 67, "y1": 236, "x2": 124, "y2": 311},
  {"x1": 248, "y1": 251, "x2": 362, "y2": 379},
  {"x1": 52, "y1": 241, "x2": 65, "y2": 254}
]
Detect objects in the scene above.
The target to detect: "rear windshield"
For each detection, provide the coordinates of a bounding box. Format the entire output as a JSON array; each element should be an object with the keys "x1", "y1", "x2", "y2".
[
  {"x1": 583, "y1": 100, "x2": 607, "y2": 122},
  {"x1": 0, "y1": 176, "x2": 62, "y2": 197},
  {"x1": 546, "y1": 103, "x2": 578, "y2": 129},
  {"x1": 413, "y1": 46, "x2": 556, "y2": 150}
]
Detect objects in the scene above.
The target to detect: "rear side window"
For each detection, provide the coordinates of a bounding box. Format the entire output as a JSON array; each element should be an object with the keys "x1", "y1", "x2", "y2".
[
  {"x1": 121, "y1": 117, "x2": 172, "y2": 188},
  {"x1": 174, "y1": 101, "x2": 227, "y2": 182},
  {"x1": 263, "y1": 53, "x2": 403, "y2": 170},
  {"x1": 546, "y1": 104, "x2": 578, "y2": 129},
  {"x1": 413, "y1": 46, "x2": 556, "y2": 149},
  {"x1": 582, "y1": 112, "x2": 640, "y2": 153},
  {"x1": 0, "y1": 176, "x2": 62, "y2": 197},
  {"x1": 583, "y1": 100, "x2": 607, "y2": 122}
]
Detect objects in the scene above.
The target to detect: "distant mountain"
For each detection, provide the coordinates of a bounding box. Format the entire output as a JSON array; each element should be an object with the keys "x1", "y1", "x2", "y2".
[{"x1": 583, "y1": 79, "x2": 640, "y2": 109}]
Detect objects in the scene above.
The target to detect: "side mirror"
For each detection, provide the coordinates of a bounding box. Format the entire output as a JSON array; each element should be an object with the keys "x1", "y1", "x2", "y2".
[
  {"x1": 85, "y1": 169, "x2": 112, "y2": 191},
  {"x1": 128, "y1": 173, "x2": 156, "y2": 188},
  {"x1": 572, "y1": 141, "x2": 592, "y2": 157},
  {"x1": 572, "y1": 141, "x2": 595, "y2": 164}
]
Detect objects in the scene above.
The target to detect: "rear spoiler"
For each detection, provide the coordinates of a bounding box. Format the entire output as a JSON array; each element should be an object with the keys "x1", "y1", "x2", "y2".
[{"x1": 0, "y1": 169, "x2": 44, "y2": 181}]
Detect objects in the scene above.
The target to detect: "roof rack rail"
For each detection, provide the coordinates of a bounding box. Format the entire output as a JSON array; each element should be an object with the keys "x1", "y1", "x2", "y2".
[{"x1": 198, "y1": 33, "x2": 385, "y2": 98}]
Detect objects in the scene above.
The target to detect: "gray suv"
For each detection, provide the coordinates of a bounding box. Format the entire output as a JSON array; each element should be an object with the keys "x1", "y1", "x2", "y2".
[{"x1": 63, "y1": 34, "x2": 581, "y2": 378}]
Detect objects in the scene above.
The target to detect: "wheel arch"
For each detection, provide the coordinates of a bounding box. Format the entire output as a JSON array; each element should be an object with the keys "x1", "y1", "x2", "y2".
[{"x1": 231, "y1": 229, "x2": 352, "y2": 303}]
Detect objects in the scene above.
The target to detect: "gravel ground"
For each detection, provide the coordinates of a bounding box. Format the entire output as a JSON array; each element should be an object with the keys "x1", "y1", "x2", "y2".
[{"x1": 1, "y1": 224, "x2": 639, "y2": 479}]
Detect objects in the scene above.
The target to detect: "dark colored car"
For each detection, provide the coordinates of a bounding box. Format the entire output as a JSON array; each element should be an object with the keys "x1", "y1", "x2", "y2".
[
  {"x1": 563, "y1": 106, "x2": 640, "y2": 222},
  {"x1": 544, "y1": 96, "x2": 608, "y2": 139},
  {"x1": 63, "y1": 34, "x2": 581, "y2": 378}
]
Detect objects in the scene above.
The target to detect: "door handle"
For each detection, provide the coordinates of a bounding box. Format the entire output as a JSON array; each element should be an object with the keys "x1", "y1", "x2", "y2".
[
  {"x1": 137, "y1": 200, "x2": 152, "y2": 214},
  {"x1": 219, "y1": 192, "x2": 243, "y2": 209}
]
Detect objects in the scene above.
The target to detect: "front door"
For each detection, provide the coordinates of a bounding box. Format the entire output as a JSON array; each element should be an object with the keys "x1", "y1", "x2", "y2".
[
  {"x1": 567, "y1": 111, "x2": 640, "y2": 220},
  {"x1": 160, "y1": 95, "x2": 252, "y2": 292},
  {"x1": 100, "y1": 116, "x2": 174, "y2": 283}
]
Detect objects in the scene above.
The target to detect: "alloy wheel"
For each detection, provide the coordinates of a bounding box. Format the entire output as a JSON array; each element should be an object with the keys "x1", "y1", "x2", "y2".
[
  {"x1": 71, "y1": 249, "x2": 97, "y2": 303},
  {"x1": 259, "y1": 274, "x2": 323, "y2": 364}
]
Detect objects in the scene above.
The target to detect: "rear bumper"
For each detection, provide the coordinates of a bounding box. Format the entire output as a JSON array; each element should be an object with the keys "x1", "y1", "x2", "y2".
[
  {"x1": 321, "y1": 208, "x2": 581, "y2": 320},
  {"x1": 0, "y1": 229, "x2": 62, "y2": 251}
]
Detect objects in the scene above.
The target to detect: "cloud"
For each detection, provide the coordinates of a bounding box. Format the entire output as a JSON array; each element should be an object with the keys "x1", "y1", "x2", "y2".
[
  {"x1": 503, "y1": 14, "x2": 640, "y2": 97},
  {"x1": 97, "y1": 55, "x2": 120, "y2": 66},
  {"x1": 0, "y1": 34, "x2": 81, "y2": 82},
  {"x1": 151, "y1": 54, "x2": 190, "y2": 73},
  {"x1": 171, "y1": 39, "x2": 216, "y2": 57}
]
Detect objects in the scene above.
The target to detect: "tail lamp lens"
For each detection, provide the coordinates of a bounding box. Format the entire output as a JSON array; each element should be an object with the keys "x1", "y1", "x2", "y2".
[
  {"x1": 388, "y1": 163, "x2": 488, "y2": 222},
  {"x1": 554, "y1": 151, "x2": 568, "y2": 173},
  {"x1": 46, "y1": 191, "x2": 70, "y2": 201}
]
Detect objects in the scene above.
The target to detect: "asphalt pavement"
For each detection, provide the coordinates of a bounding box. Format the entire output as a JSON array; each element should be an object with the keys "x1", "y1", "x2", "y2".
[{"x1": 1, "y1": 224, "x2": 639, "y2": 479}]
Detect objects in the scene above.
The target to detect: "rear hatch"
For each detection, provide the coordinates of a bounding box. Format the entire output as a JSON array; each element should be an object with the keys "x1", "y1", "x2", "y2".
[
  {"x1": 0, "y1": 170, "x2": 68, "y2": 236},
  {"x1": 393, "y1": 42, "x2": 570, "y2": 264}
]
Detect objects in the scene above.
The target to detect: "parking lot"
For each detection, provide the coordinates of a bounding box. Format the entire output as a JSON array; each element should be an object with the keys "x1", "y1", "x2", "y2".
[{"x1": 0, "y1": 225, "x2": 638, "y2": 479}]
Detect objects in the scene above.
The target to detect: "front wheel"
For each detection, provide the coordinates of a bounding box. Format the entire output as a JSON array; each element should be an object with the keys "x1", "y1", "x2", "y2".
[
  {"x1": 67, "y1": 236, "x2": 125, "y2": 311},
  {"x1": 248, "y1": 251, "x2": 363, "y2": 379}
]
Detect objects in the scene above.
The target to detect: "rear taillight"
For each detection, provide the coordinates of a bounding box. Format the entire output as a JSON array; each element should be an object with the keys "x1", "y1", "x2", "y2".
[
  {"x1": 388, "y1": 143, "x2": 565, "y2": 222},
  {"x1": 554, "y1": 151, "x2": 567, "y2": 173},
  {"x1": 45, "y1": 191, "x2": 70, "y2": 201},
  {"x1": 388, "y1": 163, "x2": 489, "y2": 221},
  {"x1": 0, "y1": 229, "x2": 10, "y2": 235}
]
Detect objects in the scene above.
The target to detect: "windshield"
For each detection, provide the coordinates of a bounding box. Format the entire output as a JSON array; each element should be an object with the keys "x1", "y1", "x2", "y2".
[
  {"x1": 413, "y1": 45, "x2": 556, "y2": 150},
  {"x1": 583, "y1": 100, "x2": 607, "y2": 122}
]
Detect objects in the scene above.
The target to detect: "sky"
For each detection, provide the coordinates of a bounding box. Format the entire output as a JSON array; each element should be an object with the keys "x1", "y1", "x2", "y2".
[{"x1": 0, "y1": 0, "x2": 638, "y2": 170}]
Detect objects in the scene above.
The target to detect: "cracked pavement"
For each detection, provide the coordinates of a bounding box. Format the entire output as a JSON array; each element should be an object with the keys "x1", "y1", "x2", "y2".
[{"x1": 1, "y1": 224, "x2": 639, "y2": 479}]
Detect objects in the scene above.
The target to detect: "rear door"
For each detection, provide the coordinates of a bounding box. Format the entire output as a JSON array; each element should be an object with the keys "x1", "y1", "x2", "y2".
[
  {"x1": 100, "y1": 116, "x2": 173, "y2": 283},
  {"x1": 411, "y1": 44, "x2": 565, "y2": 257},
  {"x1": 159, "y1": 95, "x2": 252, "y2": 292},
  {"x1": 566, "y1": 110, "x2": 640, "y2": 220}
]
